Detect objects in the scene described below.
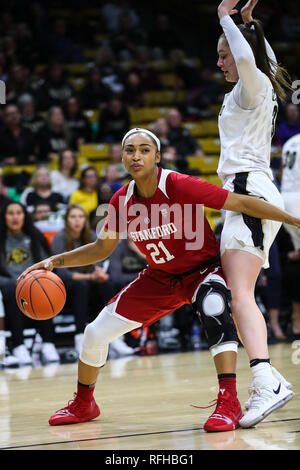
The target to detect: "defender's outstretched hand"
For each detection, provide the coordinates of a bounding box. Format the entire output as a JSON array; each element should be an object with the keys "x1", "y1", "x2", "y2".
[
  {"x1": 241, "y1": 0, "x2": 259, "y2": 23},
  {"x1": 218, "y1": 0, "x2": 239, "y2": 19}
]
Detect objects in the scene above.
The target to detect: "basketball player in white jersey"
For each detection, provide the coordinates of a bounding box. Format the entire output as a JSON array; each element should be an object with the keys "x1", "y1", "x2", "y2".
[
  {"x1": 216, "y1": 0, "x2": 294, "y2": 428},
  {"x1": 281, "y1": 134, "x2": 300, "y2": 250},
  {"x1": 281, "y1": 133, "x2": 300, "y2": 339}
]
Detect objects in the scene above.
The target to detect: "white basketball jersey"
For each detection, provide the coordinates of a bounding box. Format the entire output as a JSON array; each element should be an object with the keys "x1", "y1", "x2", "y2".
[
  {"x1": 217, "y1": 74, "x2": 277, "y2": 183},
  {"x1": 281, "y1": 133, "x2": 300, "y2": 193}
]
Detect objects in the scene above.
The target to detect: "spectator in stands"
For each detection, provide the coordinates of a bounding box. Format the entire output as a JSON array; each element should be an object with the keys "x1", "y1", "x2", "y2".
[
  {"x1": 69, "y1": 166, "x2": 99, "y2": 217},
  {"x1": 263, "y1": 241, "x2": 286, "y2": 341},
  {"x1": 160, "y1": 145, "x2": 181, "y2": 172},
  {"x1": 109, "y1": 142, "x2": 122, "y2": 164},
  {"x1": 3, "y1": 35, "x2": 17, "y2": 69},
  {"x1": 37, "y1": 106, "x2": 73, "y2": 162},
  {"x1": 32, "y1": 203, "x2": 51, "y2": 222},
  {"x1": 185, "y1": 67, "x2": 223, "y2": 119},
  {"x1": 110, "y1": 11, "x2": 146, "y2": 61},
  {"x1": 15, "y1": 22, "x2": 37, "y2": 68},
  {"x1": 69, "y1": 10, "x2": 95, "y2": 47},
  {"x1": 102, "y1": 0, "x2": 140, "y2": 34},
  {"x1": 277, "y1": 226, "x2": 300, "y2": 340},
  {"x1": 95, "y1": 46, "x2": 125, "y2": 94},
  {"x1": 0, "y1": 175, "x2": 11, "y2": 209},
  {"x1": 148, "y1": 14, "x2": 182, "y2": 58},
  {"x1": 123, "y1": 72, "x2": 145, "y2": 107},
  {"x1": 98, "y1": 183, "x2": 114, "y2": 206},
  {"x1": 28, "y1": 2, "x2": 51, "y2": 63},
  {"x1": 6, "y1": 64, "x2": 31, "y2": 104},
  {"x1": 281, "y1": 0, "x2": 300, "y2": 40},
  {"x1": 130, "y1": 46, "x2": 161, "y2": 91},
  {"x1": 50, "y1": 149, "x2": 79, "y2": 202},
  {"x1": 80, "y1": 66, "x2": 112, "y2": 111},
  {"x1": 64, "y1": 96, "x2": 92, "y2": 149},
  {"x1": 18, "y1": 93, "x2": 46, "y2": 136},
  {"x1": 35, "y1": 62, "x2": 74, "y2": 111},
  {"x1": 0, "y1": 104, "x2": 37, "y2": 165},
  {"x1": 99, "y1": 164, "x2": 123, "y2": 194},
  {"x1": 47, "y1": 17, "x2": 86, "y2": 63},
  {"x1": 276, "y1": 104, "x2": 300, "y2": 147},
  {"x1": 52, "y1": 203, "x2": 115, "y2": 354},
  {"x1": 109, "y1": 143, "x2": 128, "y2": 179},
  {"x1": 167, "y1": 108, "x2": 204, "y2": 170},
  {"x1": 107, "y1": 237, "x2": 147, "y2": 294},
  {"x1": 96, "y1": 97, "x2": 130, "y2": 143},
  {"x1": 20, "y1": 165, "x2": 65, "y2": 213},
  {"x1": 0, "y1": 171, "x2": 25, "y2": 204},
  {"x1": 0, "y1": 11, "x2": 15, "y2": 38},
  {"x1": 0, "y1": 51, "x2": 8, "y2": 83},
  {"x1": 151, "y1": 117, "x2": 171, "y2": 154},
  {"x1": 0, "y1": 201, "x2": 59, "y2": 365}
]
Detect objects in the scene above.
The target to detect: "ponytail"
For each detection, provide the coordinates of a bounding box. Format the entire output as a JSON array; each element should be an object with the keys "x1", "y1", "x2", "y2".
[{"x1": 239, "y1": 20, "x2": 292, "y2": 102}]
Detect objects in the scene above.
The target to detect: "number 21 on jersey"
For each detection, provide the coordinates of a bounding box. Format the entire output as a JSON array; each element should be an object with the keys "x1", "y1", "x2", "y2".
[{"x1": 146, "y1": 241, "x2": 175, "y2": 264}]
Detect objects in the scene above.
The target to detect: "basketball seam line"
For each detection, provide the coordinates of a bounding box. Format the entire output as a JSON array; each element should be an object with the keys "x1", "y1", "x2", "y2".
[
  {"x1": 34, "y1": 276, "x2": 66, "y2": 301},
  {"x1": 28, "y1": 273, "x2": 39, "y2": 320},
  {"x1": 30, "y1": 272, "x2": 55, "y2": 319}
]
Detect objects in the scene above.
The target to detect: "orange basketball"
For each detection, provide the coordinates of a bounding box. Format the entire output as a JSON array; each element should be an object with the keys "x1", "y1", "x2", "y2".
[{"x1": 16, "y1": 269, "x2": 66, "y2": 320}]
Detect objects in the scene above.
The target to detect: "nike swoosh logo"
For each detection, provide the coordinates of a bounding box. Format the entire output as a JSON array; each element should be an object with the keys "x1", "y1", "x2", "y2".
[
  {"x1": 20, "y1": 298, "x2": 29, "y2": 314},
  {"x1": 200, "y1": 268, "x2": 208, "y2": 275},
  {"x1": 273, "y1": 383, "x2": 281, "y2": 394}
]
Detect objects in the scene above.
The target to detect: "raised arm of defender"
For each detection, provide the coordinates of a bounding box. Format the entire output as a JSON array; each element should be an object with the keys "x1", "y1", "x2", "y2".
[{"x1": 17, "y1": 228, "x2": 120, "y2": 281}]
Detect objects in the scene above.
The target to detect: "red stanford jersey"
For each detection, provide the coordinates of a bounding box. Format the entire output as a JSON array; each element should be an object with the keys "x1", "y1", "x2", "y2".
[{"x1": 104, "y1": 168, "x2": 228, "y2": 274}]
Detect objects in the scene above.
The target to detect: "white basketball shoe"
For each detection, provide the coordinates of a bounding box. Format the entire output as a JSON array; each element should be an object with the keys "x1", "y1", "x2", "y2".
[
  {"x1": 244, "y1": 366, "x2": 293, "y2": 410},
  {"x1": 239, "y1": 376, "x2": 294, "y2": 428}
]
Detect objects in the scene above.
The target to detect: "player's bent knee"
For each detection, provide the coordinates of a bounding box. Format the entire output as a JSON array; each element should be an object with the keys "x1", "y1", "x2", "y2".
[
  {"x1": 80, "y1": 321, "x2": 109, "y2": 368},
  {"x1": 80, "y1": 306, "x2": 140, "y2": 368},
  {"x1": 193, "y1": 281, "x2": 239, "y2": 349}
]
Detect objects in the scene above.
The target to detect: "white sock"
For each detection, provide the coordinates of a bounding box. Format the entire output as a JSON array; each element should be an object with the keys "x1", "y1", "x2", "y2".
[{"x1": 251, "y1": 362, "x2": 276, "y2": 385}]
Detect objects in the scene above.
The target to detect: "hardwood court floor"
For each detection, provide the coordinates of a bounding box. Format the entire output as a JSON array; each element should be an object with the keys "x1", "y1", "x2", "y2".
[{"x1": 0, "y1": 343, "x2": 299, "y2": 451}]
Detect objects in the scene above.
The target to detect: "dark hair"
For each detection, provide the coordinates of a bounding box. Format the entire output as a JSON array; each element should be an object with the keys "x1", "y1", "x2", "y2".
[
  {"x1": 220, "y1": 20, "x2": 292, "y2": 102},
  {"x1": 64, "y1": 203, "x2": 92, "y2": 251},
  {"x1": 64, "y1": 203, "x2": 93, "y2": 272},
  {"x1": 122, "y1": 131, "x2": 159, "y2": 152},
  {"x1": 0, "y1": 201, "x2": 51, "y2": 262},
  {"x1": 58, "y1": 148, "x2": 78, "y2": 176},
  {"x1": 79, "y1": 166, "x2": 99, "y2": 190}
]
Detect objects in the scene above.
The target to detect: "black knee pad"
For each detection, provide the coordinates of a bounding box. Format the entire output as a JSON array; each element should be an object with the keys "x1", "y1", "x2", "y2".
[{"x1": 193, "y1": 281, "x2": 238, "y2": 349}]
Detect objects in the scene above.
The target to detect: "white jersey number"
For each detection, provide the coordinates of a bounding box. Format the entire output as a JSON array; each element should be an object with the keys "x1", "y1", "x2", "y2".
[{"x1": 146, "y1": 241, "x2": 175, "y2": 264}]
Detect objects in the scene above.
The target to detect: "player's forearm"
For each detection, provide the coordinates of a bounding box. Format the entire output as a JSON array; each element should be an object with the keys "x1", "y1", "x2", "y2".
[
  {"x1": 241, "y1": 195, "x2": 295, "y2": 225},
  {"x1": 50, "y1": 241, "x2": 103, "y2": 268}
]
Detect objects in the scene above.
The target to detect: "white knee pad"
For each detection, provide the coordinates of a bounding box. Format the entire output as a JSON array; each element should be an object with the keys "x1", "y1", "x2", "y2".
[{"x1": 80, "y1": 302, "x2": 142, "y2": 368}]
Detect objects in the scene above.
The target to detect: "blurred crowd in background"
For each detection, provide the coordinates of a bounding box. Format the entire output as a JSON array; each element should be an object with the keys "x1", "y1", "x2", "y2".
[{"x1": 1, "y1": 0, "x2": 300, "y2": 368}]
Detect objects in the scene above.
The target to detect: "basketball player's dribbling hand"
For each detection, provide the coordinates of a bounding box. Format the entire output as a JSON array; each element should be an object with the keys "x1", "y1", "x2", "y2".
[{"x1": 17, "y1": 258, "x2": 54, "y2": 282}]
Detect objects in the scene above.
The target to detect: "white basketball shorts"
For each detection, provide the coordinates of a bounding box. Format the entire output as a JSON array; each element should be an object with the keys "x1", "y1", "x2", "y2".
[{"x1": 220, "y1": 170, "x2": 284, "y2": 268}]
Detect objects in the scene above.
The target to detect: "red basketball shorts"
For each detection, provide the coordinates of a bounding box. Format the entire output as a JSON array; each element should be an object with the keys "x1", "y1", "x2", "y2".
[{"x1": 107, "y1": 264, "x2": 225, "y2": 326}]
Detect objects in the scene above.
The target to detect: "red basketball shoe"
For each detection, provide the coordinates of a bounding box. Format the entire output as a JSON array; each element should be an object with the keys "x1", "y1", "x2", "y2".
[
  {"x1": 193, "y1": 390, "x2": 243, "y2": 432},
  {"x1": 49, "y1": 394, "x2": 100, "y2": 426}
]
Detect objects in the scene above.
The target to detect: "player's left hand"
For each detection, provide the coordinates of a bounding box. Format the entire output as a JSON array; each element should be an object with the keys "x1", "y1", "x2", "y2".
[
  {"x1": 217, "y1": 0, "x2": 239, "y2": 19},
  {"x1": 241, "y1": 0, "x2": 259, "y2": 23}
]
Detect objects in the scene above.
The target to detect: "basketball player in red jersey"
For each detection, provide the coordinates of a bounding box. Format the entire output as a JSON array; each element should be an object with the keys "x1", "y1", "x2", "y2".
[{"x1": 19, "y1": 128, "x2": 300, "y2": 432}]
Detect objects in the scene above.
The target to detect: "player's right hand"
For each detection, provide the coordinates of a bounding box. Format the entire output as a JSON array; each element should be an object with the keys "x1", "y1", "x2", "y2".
[{"x1": 17, "y1": 258, "x2": 54, "y2": 282}]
